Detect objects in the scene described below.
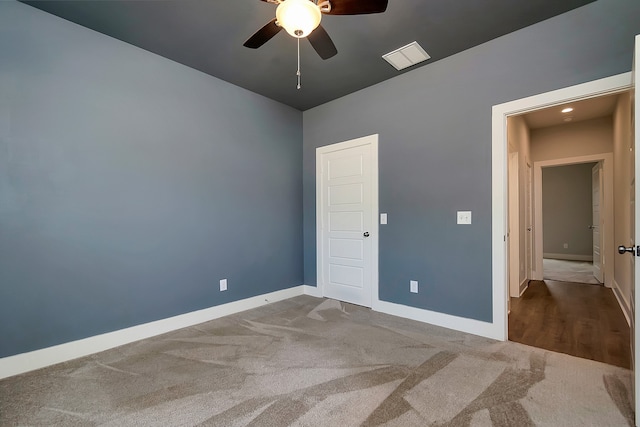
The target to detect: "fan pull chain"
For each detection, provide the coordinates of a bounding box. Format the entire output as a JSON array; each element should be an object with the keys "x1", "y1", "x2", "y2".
[{"x1": 296, "y1": 37, "x2": 301, "y2": 90}]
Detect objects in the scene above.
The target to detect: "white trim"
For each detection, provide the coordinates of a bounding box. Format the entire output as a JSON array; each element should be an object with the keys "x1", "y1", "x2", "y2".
[
  {"x1": 1, "y1": 279, "x2": 517, "y2": 381},
  {"x1": 0, "y1": 285, "x2": 306, "y2": 380},
  {"x1": 519, "y1": 278, "x2": 529, "y2": 296},
  {"x1": 303, "y1": 284, "x2": 322, "y2": 298},
  {"x1": 543, "y1": 253, "x2": 594, "y2": 262},
  {"x1": 306, "y1": 285, "x2": 503, "y2": 341},
  {"x1": 525, "y1": 162, "x2": 535, "y2": 283},
  {"x1": 508, "y1": 152, "x2": 520, "y2": 298},
  {"x1": 315, "y1": 134, "x2": 379, "y2": 307},
  {"x1": 372, "y1": 299, "x2": 503, "y2": 340},
  {"x1": 492, "y1": 72, "x2": 632, "y2": 342},
  {"x1": 612, "y1": 279, "x2": 632, "y2": 326}
]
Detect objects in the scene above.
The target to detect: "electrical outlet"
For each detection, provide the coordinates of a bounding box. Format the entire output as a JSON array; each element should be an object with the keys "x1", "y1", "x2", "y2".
[
  {"x1": 410, "y1": 280, "x2": 418, "y2": 293},
  {"x1": 457, "y1": 211, "x2": 472, "y2": 225},
  {"x1": 220, "y1": 279, "x2": 228, "y2": 291},
  {"x1": 563, "y1": 243, "x2": 568, "y2": 249}
]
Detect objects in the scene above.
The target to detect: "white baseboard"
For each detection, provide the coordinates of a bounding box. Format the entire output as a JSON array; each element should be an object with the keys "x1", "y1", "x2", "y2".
[
  {"x1": 543, "y1": 253, "x2": 593, "y2": 262},
  {"x1": 304, "y1": 286, "x2": 501, "y2": 340},
  {"x1": 372, "y1": 299, "x2": 502, "y2": 341},
  {"x1": 302, "y1": 285, "x2": 499, "y2": 339},
  {"x1": 2, "y1": 283, "x2": 506, "y2": 379},
  {"x1": 612, "y1": 279, "x2": 631, "y2": 326},
  {"x1": 519, "y1": 278, "x2": 529, "y2": 296},
  {"x1": 0, "y1": 285, "x2": 306, "y2": 380},
  {"x1": 303, "y1": 284, "x2": 322, "y2": 298}
]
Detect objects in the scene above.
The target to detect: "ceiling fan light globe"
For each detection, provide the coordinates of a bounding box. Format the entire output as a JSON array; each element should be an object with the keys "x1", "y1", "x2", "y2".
[{"x1": 276, "y1": 0, "x2": 322, "y2": 38}]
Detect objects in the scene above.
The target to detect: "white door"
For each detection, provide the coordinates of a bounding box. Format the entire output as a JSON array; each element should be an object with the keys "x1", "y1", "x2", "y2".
[
  {"x1": 632, "y1": 34, "x2": 639, "y2": 427},
  {"x1": 592, "y1": 162, "x2": 604, "y2": 283},
  {"x1": 619, "y1": 34, "x2": 639, "y2": 426},
  {"x1": 316, "y1": 135, "x2": 378, "y2": 307}
]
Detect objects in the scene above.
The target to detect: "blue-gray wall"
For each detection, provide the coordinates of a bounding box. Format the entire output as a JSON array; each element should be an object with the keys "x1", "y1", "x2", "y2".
[
  {"x1": 0, "y1": 2, "x2": 303, "y2": 358},
  {"x1": 2, "y1": 0, "x2": 640, "y2": 358},
  {"x1": 303, "y1": 0, "x2": 640, "y2": 322}
]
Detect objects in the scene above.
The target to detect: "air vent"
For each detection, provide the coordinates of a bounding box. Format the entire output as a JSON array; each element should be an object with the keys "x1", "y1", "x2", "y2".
[{"x1": 382, "y1": 41, "x2": 430, "y2": 71}]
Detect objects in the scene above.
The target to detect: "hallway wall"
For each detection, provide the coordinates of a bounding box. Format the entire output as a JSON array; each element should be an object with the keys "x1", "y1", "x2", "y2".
[
  {"x1": 531, "y1": 117, "x2": 613, "y2": 162},
  {"x1": 613, "y1": 92, "x2": 633, "y2": 319},
  {"x1": 542, "y1": 163, "x2": 596, "y2": 259}
]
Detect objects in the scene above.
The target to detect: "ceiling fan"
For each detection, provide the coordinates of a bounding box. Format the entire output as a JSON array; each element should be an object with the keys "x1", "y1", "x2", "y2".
[{"x1": 243, "y1": 0, "x2": 389, "y2": 60}]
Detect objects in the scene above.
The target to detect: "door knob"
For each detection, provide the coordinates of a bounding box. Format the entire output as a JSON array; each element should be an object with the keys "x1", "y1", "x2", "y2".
[
  {"x1": 588, "y1": 225, "x2": 597, "y2": 229},
  {"x1": 363, "y1": 232, "x2": 370, "y2": 237},
  {"x1": 618, "y1": 245, "x2": 637, "y2": 255}
]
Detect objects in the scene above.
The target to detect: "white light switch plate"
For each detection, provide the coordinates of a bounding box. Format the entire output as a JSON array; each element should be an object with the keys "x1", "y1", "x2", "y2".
[
  {"x1": 380, "y1": 213, "x2": 387, "y2": 225},
  {"x1": 220, "y1": 279, "x2": 228, "y2": 291},
  {"x1": 457, "y1": 211, "x2": 472, "y2": 225}
]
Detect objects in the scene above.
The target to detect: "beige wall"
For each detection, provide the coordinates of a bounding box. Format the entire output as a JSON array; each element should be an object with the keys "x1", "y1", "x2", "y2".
[
  {"x1": 507, "y1": 115, "x2": 531, "y2": 287},
  {"x1": 613, "y1": 92, "x2": 632, "y2": 316},
  {"x1": 531, "y1": 117, "x2": 613, "y2": 162}
]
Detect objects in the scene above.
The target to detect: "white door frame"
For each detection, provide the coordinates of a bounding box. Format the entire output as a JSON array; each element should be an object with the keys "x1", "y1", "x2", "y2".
[
  {"x1": 491, "y1": 72, "x2": 632, "y2": 341},
  {"x1": 525, "y1": 162, "x2": 534, "y2": 283},
  {"x1": 316, "y1": 134, "x2": 379, "y2": 305},
  {"x1": 592, "y1": 162, "x2": 605, "y2": 283},
  {"x1": 532, "y1": 155, "x2": 613, "y2": 287},
  {"x1": 508, "y1": 152, "x2": 520, "y2": 298}
]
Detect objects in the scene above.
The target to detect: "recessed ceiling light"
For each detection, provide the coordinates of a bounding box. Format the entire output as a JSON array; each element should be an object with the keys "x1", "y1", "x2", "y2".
[{"x1": 561, "y1": 107, "x2": 574, "y2": 113}]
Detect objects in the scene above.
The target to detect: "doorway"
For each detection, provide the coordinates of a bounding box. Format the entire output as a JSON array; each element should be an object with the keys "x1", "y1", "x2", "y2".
[
  {"x1": 539, "y1": 161, "x2": 602, "y2": 285},
  {"x1": 534, "y1": 155, "x2": 612, "y2": 286},
  {"x1": 491, "y1": 72, "x2": 632, "y2": 339},
  {"x1": 495, "y1": 35, "x2": 638, "y2": 425},
  {"x1": 503, "y1": 93, "x2": 629, "y2": 367}
]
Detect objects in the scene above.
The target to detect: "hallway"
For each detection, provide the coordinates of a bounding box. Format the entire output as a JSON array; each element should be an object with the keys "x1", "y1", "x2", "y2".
[{"x1": 509, "y1": 280, "x2": 630, "y2": 368}]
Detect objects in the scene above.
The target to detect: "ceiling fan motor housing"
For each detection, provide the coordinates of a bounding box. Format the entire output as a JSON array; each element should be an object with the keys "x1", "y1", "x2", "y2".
[
  {"x1": 244, "y1": 0, "x2": 387, "y2": 60},
  {"x1": 276, "y1": 0, "x2": 322, "y2": 38}
]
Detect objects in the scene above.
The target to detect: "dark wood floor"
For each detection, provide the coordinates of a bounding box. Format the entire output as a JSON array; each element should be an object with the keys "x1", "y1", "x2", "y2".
[{"x1": 509, "y1": 280, "x2": 631, "y2": 369}]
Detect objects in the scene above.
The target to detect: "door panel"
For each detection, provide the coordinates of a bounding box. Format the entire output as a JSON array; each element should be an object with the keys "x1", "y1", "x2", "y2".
[
  {"x1": 329, "y1": 239, "x2": 363, "y2": 259},
  {"x1": 317, "y1": 135, "x2": 378, "y2": 307},
  {"x1": 632, "y1": 34, "x2": 639, "y2": 427},
  {"x1": 329, "y1": 211, "x2": 363, "y2": 231},
  {"x1": 329, "y1": 183, "x2": 363, "y2": 205}
]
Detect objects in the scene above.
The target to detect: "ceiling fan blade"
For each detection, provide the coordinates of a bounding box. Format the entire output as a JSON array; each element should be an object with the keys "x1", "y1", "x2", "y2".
[
  {"x1": 243, "y1": 19, "x2": 282, "y2": 49},
  {"x1": 324, "y1": 0, "x2": 388, "y2": 15},
  {"x1": 307, "y1": 24, "x2": 337, "y2": 60}
]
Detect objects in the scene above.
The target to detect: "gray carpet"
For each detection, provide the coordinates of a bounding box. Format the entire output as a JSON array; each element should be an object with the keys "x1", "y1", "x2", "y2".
[
  {"x1": 543, "y1": 258, "x2": 601, "y2": 285},
  {"x1": 0, "y1": 296, "x2": 633, "y2": 426}
]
